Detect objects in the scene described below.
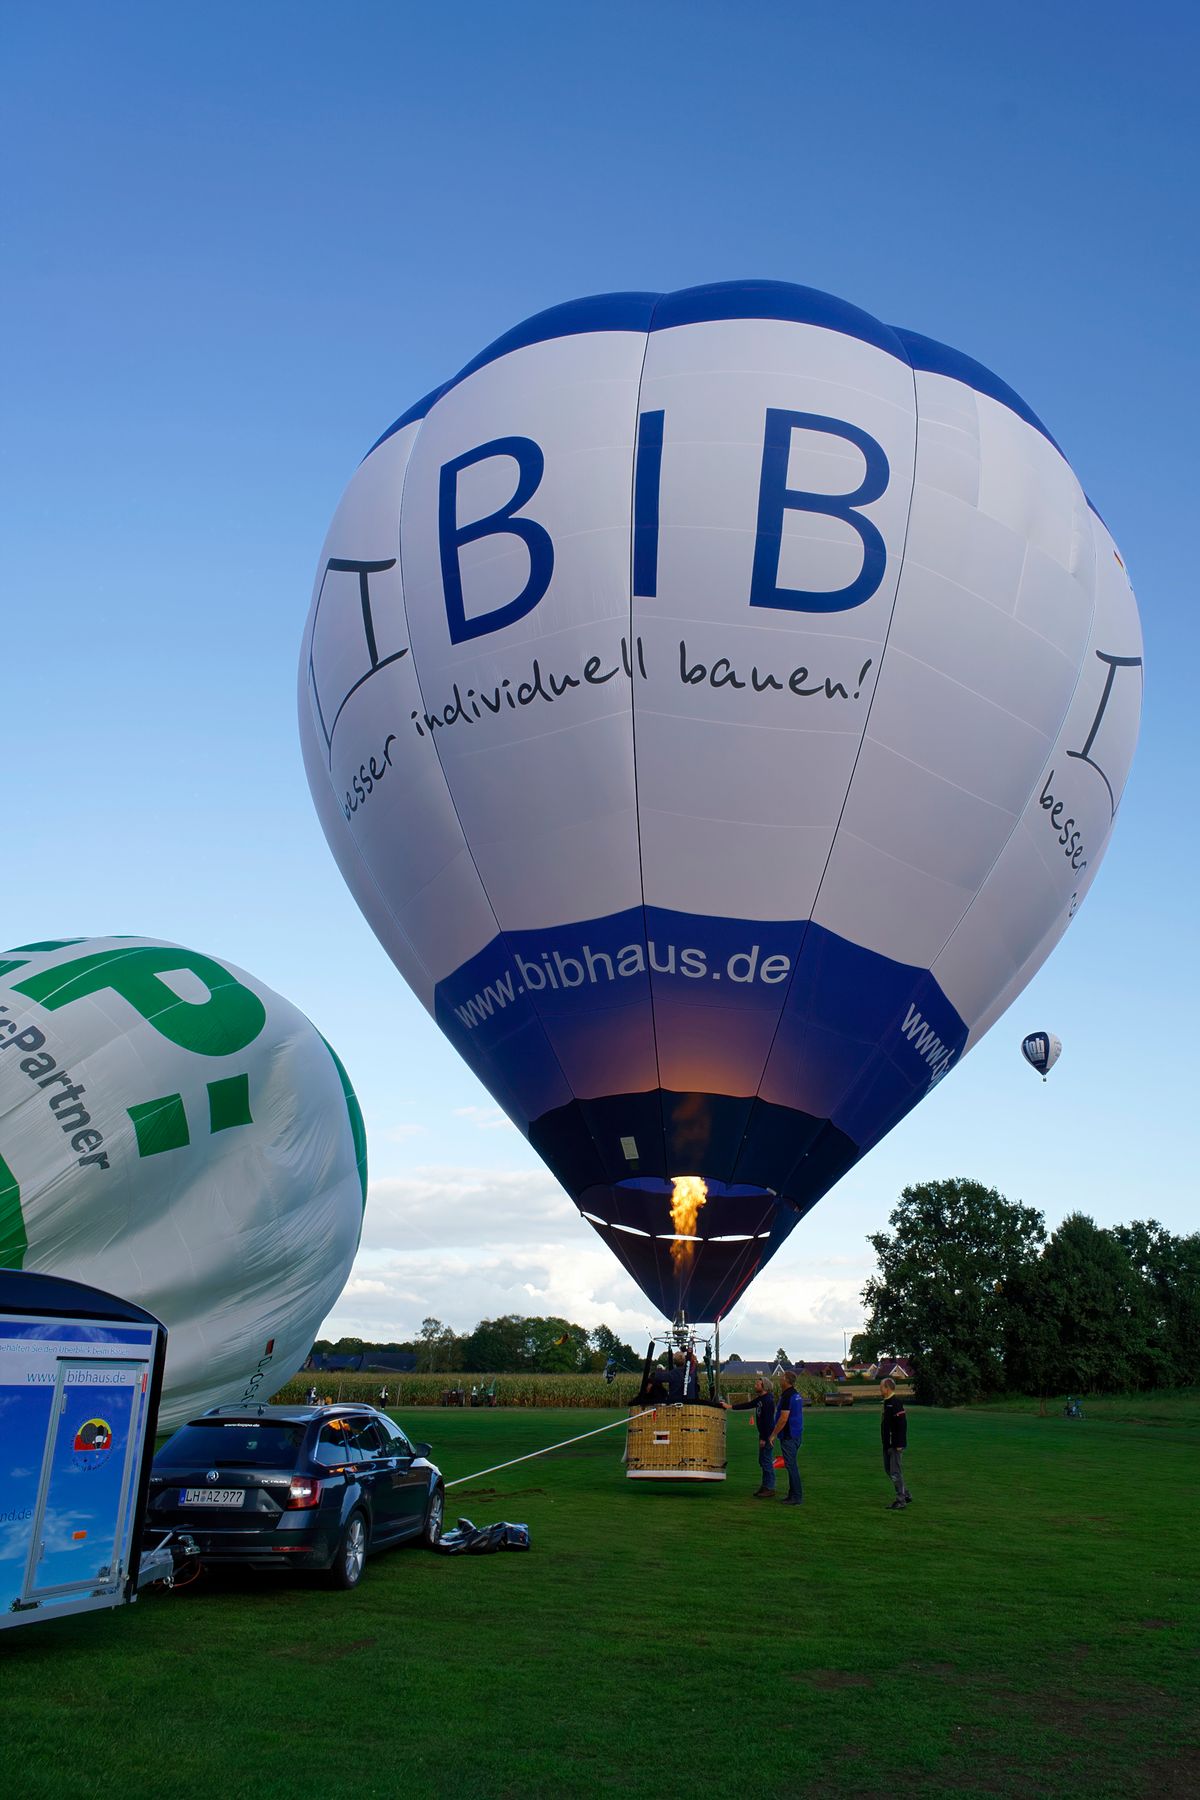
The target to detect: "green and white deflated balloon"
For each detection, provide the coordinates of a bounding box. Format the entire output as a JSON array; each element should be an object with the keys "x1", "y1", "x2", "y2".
[{"x1": 0, "y1": 937, "x2": 367, "y2": 1430}]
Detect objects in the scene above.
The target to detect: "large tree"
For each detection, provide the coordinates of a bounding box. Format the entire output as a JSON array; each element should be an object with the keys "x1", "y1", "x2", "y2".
[
  {"x1": 416, "y1": 1316, "x2": 458, "y2": 1373},
  {"x1": 1112, "y1": 1220, "x2": 1200, "y2": 1384},
  {"x1": 589, "y1": 1324, "x2": 640, "y2": 1372},
  {"x1": 848, "y1": 1330, "x2": 882, "y2": 1365},
  {"x1": 1037, "y1": 1214, "x2": 1152, "y2": 1393},
  {"x1": 861, "y1": 1178, "x2": 1045, "y2": 1405},
  {"x1": 459, "y1": 1314, "x2": 528, "y2": 1372},
  {"x1": 1002, "y1": 1260, "x2": 1063, "y2": 1399},
  {"x1": 458, "y1": 1313, "x2": 592, "y2": 1372},
  {"x1": 524, "y1": 1316, "x2": 590, "y2": 1372}
]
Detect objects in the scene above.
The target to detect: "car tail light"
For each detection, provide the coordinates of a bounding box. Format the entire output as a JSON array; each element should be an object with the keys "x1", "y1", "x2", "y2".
[{"x1": 285, "y1": 1478, "x2": 323, "y2": 1509}]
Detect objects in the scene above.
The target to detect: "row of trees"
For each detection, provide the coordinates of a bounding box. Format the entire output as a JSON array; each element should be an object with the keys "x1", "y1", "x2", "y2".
[
  {"x1": 315, "y1": 1315, "x2": 643, "y2": 1375},
  {"x1": 853, "y1": 1179, "x2": 1200, "y2": 1406}
]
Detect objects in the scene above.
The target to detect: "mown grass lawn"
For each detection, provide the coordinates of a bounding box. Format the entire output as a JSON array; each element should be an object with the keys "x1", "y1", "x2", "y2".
[{"x1": 2, "y1": 1399, "x2": 1196, "y2": 1800}]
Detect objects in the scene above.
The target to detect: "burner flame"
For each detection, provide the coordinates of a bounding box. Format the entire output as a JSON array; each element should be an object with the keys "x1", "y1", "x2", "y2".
[{"x1": 669, "y1": 1176, "x2": 707, "y2": 1273}]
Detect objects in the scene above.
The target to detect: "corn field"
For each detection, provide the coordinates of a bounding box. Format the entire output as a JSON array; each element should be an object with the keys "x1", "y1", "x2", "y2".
[{"x1": 269, "y1": 1370, "x2": 832, "y2": 1409}]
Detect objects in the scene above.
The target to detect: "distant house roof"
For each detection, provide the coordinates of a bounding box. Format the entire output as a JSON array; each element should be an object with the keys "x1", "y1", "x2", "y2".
[
  {"x1": 876, "y1": 1357, "x2": 914, "y2": 1380},
  {"x1": 724, "y1": 1358, "x2": 843, "y2": 1379},
  {"x1": 305, "y1": 1350, "x2": 418, "y2": 1375}
]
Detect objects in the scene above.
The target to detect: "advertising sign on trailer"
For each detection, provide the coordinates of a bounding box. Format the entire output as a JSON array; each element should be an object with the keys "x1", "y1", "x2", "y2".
[{"x1": 0, "y1": 1270, "x2": 167, "y2": 1631}]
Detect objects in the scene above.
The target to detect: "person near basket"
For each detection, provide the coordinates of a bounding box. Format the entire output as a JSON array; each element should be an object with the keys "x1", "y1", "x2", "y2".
[
  {"x1": 667, "y1": 1347, "x2": 701, "y2": 1402},
  {"x1": 721, "y1": 1374, "x2": 777, "y2": 1497},
  {"x1": 880, "y1": 1377, "x2": 912, "y2": 1509},
  {"x1": 639, "y1": 1362, "x2": 668, "y2": 1406},
  {"x1": 767, "y1": 1367, "x2": 804, "y2": 1505}
]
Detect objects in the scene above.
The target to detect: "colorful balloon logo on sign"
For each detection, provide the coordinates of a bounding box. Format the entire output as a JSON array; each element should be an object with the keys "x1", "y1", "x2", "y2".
[
  {"x1": 299, "y1": 281, "x2": 1142, "y2": 1323},
  {"x1": 0, "y1": 938, "x2": 367, "y2": 1428}
]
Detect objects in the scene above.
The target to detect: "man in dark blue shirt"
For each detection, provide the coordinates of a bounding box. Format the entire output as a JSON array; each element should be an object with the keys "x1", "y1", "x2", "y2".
[
  {"x1": 768, "y1": 1368, "x2": 804, "y2": 1506},
  {"x1": 667, "y1": 1348, "x2": 700, "y2": 1402}
]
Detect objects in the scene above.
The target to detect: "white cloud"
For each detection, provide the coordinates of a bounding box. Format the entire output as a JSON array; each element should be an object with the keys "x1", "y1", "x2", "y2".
[
  {"x1": 453, "y1": 1105, "x2": 515, "y2": 1132},
  {"x1": 382, "y1": 1123, "x2": 428, "y2": 1143},
  {"x1": 325, "y1": 1240, "x2": 656, "y2": 1343},
  {"x1": 722, "y1": 1268, "x2": 871, "y2": 1360},
  {"x1": 359, "y1": 1163, "x2": 576, "y2": 1253}
]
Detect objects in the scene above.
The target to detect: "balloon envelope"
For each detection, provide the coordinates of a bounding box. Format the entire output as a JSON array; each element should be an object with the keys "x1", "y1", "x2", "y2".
[
  {"x1": 1022, "y1": 1032, "x2": 1062, "y2": 1079},
  {"x1": 0, "y1": 937, "x2": 366, "y2": 1428},
  {"x1": 299, "y1": 281, "x2": 1141, "y2": 1321}
]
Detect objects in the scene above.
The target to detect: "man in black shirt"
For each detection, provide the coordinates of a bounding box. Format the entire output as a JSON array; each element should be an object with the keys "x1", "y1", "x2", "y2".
[
  {"x1": 721, "y1": 1375, "x2": 777, "y2": 1497},
  {"x1": 639, "y1": 1363, "x2": 668, "y2": 1406},
  {"x1": 880, "y1": 1377, "x2": 912, "y2": 1509}
]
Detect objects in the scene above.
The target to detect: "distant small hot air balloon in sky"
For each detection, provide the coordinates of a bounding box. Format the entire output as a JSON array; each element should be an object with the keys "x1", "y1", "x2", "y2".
[
  {"x1": 299, "y1": 280, "x2": 1142, "y2": 1323},
  {"x1": 0, "y1": 937, "x2": 366, "y2": 1428},
  {"x1": 1022, "y1": 1032, "x2": 1063, "y2": 1081}
]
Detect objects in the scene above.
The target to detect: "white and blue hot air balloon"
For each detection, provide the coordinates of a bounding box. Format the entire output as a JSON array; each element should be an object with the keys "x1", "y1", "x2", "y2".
[
  {"x1": 0, "y1": 937, "x2": 367, "y2": 1428},
  {"x1": 299, "y1": 281, "x2": 1142, "y2": 1324},
  {"x1": 1022, "y1": 1031, "x2": 1063, "y2": 1081}
]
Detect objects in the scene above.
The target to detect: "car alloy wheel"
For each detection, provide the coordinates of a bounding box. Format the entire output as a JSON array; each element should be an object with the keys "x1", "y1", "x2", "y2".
[
  {"x1": 331, "y1": 1511, "x2": 367, "y2": 1589},
  {"x1": 423, "y1": 1485, "x2": 444, "y2": 1547}
]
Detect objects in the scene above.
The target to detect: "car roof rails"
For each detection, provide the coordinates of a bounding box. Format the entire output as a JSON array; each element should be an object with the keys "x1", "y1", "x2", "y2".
[{"x1": 196, "y1": 1401, "x2": 377, "y2": 1422}]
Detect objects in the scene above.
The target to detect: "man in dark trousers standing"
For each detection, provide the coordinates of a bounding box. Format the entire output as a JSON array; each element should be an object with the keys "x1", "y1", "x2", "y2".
[
  {"x1": 767, "y1": 1367, "x2": 804, "y2": 1506},
  {"x1": 721, "y1": 1374, "x2": 777, "y2": 1497},
  {"x1": 880, "y1": 1376, "x2": 912, "y2": 1509}
]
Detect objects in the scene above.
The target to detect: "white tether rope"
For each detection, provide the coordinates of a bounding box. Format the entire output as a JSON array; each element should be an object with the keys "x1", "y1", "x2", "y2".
[{"x1": 444, "y1": 1408, "x2": 655, "y2": 1489}]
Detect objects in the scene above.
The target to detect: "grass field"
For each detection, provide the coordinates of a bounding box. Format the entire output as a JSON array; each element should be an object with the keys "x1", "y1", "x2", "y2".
[{"x1": 2, "y1": 1399, "x2": 1196, "y2": 1800}]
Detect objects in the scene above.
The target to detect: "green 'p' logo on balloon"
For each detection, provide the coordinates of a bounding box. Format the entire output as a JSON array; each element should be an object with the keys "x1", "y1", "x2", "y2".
[{"x1": 13, "y1": 946, "x2": 266, "y2": 1056}]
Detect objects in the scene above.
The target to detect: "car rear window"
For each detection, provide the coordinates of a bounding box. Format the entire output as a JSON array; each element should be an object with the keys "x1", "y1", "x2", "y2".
[{"x1": 158, "y1": 1421, "x2": 306, "y2": 1469}]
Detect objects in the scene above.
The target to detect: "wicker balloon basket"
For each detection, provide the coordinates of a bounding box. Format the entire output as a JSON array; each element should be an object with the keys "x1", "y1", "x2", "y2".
[{"x1": 624, "y1": 1402, "x2": 727, "y2": 1480}]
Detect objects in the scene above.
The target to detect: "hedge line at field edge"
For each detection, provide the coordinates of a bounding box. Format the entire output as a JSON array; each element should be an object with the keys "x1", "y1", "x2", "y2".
[{"x1": 268, "y1": 1370, "x2": 837, "y2": 1408}]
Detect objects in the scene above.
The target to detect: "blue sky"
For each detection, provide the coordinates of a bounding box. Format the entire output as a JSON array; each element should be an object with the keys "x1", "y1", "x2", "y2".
[{"x1": 4, "y1": 3, "x2": 1197, "y2": 1356}]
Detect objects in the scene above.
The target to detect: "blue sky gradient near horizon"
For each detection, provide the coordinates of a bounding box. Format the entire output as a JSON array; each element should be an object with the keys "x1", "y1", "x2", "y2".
[{"x1": 4, "y1": 3, "x2": 1197, "y2": 1357}]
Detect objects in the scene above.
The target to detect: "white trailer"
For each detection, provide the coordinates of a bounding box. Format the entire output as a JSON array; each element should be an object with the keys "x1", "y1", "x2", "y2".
[{"x1": 1, "y1": 1269, "x2": 168, "y2": 1631}]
